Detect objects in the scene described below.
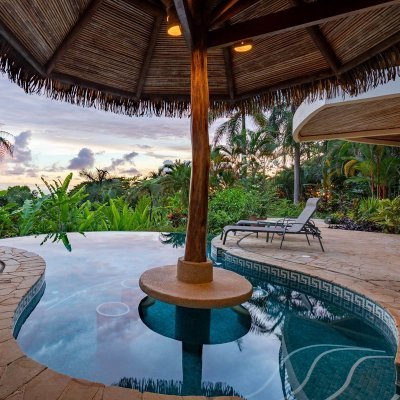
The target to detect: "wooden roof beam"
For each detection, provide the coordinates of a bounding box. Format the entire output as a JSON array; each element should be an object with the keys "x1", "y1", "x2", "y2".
[
  {"x1": 210, "y1": 0, "x2": 259, "y2": 27},
  {"x1": 290, "y1": 0, "x2": 341, "y2": 74},
  {"x1": 306, "y1": 26, "x2": 341, "y2": 74},
  {"x1": 223, "y1": 47, "x2": 236, "y2": 100},
  {"x1": 210, "y1": 0, "x2": 239, "y2": 25},
  {"x1": 0, "y1": 21, "x2": 46, "y2": 76},
  {"x1": 208, "y1": 0, "x2": 400, "y2": 48},
  {"x1": 45, "y1": 0, "x2": 104, "y2": 75},
  {"x1": 135, "y1": 16, "x2": 162, "y2": 100},
  {"x1": 174, "y1": 0, "x2": 195, "y2": 49}
]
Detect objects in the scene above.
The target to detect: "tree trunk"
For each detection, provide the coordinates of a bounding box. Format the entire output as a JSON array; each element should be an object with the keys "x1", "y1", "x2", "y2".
[
  {"x1": 293, "y1": 141, "x2": 301, "y2": 205},
  {"x1": 184, "y1": 20, "x2": 209, "y2": 263}
]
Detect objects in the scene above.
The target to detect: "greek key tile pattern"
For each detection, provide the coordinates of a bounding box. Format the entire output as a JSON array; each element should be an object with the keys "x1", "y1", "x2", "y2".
[{"x1": 212, "y1": 244, "x2": 398, "y2": 350}]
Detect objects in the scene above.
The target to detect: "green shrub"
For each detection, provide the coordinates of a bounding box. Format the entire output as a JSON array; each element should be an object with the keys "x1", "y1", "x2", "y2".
[
  {"x1": 207, "y1": 186, "x2": 302, "y2": 234},
  {"x1": 97, "y1": 196, "x2": 153, "y2": 231},
  {"x1": 208, "y1": 188, "x2": 250, "y2": 234},
  {"x1": 351, "y1": 197, "x2": 380, "y2": 221},
  {"x1": 0, "y1": 205, "x2": 19, "y2": 237},
  {"x1": 370, "y1": 197, "x2": 400, "y2": 233}
]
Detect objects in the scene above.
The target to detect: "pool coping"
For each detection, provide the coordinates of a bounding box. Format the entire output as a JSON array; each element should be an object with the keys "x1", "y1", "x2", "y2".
[
  {"x1": 210, "y1": 236, "x2": 400, "y2": 394},
  {"x1": 0, "y1": 245, "x2": 242, "y2": 400}
]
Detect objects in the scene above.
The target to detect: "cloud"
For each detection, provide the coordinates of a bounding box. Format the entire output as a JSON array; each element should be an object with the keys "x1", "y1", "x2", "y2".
[
  {"x1": 7, "y1": 165, "x2": 26, "y2": 175},
  {"x1": 44, "y1": 163, "x2": 64, "y2": 172},
  {"x1": 122, "y1": 167, "x2": 140, "y2": 175},
  {"x1": 107, "y1": 151, "x2": 138, "y2": 170},
  {"x1": 26, "y1": 168, "x2": 38, "y2": 177},
  {"x1": 13, "y1": 131, "x2": 33, "y2": 164},
  {"x1": 0, "y1": 76, "x2": 193, "y2": 186},
  {"x1": 124, "y1": 151, "x2": 138, "y2": 162},
  {"x1": 6, "y1": 130, "x2": 37, "y2": 175},
  {"x1": 67, "y1": 148, "x2": 95, "y2": 169},
  {"x1": 145, "y1": 151, "x2": 178, "y2": 160}
]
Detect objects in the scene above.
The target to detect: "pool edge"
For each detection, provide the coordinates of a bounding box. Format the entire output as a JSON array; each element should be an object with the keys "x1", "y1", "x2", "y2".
[
  {"x1": 1, "y1": 245, "x2": 243, "y2": 400},
  {"x1": 211, "y1": 237, "x2": 400, "y2": 395}
]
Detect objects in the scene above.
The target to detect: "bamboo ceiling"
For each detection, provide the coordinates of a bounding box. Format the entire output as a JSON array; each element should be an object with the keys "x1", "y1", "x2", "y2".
[{"x1": 1, "y1": 0, "x2": 400, "y2": 116}]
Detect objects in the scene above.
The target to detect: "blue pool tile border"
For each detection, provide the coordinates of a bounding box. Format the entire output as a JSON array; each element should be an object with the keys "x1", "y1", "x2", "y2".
[
  {"x1": 212, "y1": 244, "x2": 398, "y2": 350},
  {"x1": 12, "y1": 274, "x2": 46, "y2": 337}
]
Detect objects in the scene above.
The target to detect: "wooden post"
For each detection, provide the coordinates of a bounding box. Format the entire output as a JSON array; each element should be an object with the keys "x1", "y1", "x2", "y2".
[{"x1": 184, "y1": 11, "x2": 210, "y2": 264}]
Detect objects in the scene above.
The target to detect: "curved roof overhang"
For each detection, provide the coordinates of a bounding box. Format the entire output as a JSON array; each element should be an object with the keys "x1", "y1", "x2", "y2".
[{"x1": 293, "y1": 79, "x2": 400, "y2": 147}]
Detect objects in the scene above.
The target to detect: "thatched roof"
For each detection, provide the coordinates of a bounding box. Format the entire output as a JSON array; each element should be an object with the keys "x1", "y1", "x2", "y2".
[
  {"x1": 1, "y1": 0, "x2": 400, "y2": 117},
  {"x1": 293, "y1": 79, "x2": 400, "y2": 146}
]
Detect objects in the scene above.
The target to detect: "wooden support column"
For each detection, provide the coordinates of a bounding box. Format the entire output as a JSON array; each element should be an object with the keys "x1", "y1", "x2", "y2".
[{"x1": 184, "y1": 4, "x2": 210, "y2": 264}]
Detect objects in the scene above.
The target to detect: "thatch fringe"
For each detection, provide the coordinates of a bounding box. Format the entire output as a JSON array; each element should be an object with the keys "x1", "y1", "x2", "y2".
[{"x1": 1, "y1": 38, "x2": 400, "y2": 118}]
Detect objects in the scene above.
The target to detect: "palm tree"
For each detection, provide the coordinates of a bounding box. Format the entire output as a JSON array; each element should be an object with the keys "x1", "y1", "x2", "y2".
[
  {"x1": 346, "y1": 145, "x2": 400, "y2": 199},
  {"x1": 0, "y1": 131, "x2": 15, "y2": 161},
  {"x1": 161, "y1": 160, "x2": 191, "y2": 209},
  {"x1": 210, "y1": 111, "x2": 268, "y2": 147},
  {"x1": 129, "y1": 175, "x2": 164, "y2": 220},
  {"x1": 324, "y1": 141, "x2": 400, "y2": 199},
  {"x1": 266, "y1": 106, "x2": 301, "y2": 204},
  {"x1": 79, "y1": 168, "x2": 109, "y2": 184},
  {"x1": 211, "y1": 111, "x2": 269, "y2": 177},
  {"x1": 209, "y1": 147, "x2": 235, "y2": 190}
]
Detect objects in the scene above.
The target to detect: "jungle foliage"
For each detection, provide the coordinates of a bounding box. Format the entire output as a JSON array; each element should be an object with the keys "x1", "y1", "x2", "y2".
[{"x1": 1, "y1": 107, "x2": 399, "y2": 247}]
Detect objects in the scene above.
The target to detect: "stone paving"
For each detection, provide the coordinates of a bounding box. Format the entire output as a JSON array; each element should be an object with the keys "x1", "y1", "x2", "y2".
[
  {"x1": 212, "y1": 221, "x2": 400, "y2": 389},
  {"x1": 0, "y1": 245, "x2": 242, "y2": 400}
]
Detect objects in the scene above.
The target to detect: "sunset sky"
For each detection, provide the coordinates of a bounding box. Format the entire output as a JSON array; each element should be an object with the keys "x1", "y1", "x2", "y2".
[{"x1": 0, "y1": 74, "x2": 224, "y2": 189}]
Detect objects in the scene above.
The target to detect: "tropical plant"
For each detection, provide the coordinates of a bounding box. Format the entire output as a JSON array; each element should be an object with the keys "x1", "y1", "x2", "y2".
[
  {"x1": 325, "y1": 141, "x2": 400, "y2": 199},
  {"x1": 0, "y1": 186, "x2": 35, "y2": 209},
  {"x1": 98, "y1": 196, "x2": 153, "y2": 231},
  {"x1": 79, "y1": 168, "x2": 110, "y2": 184},
  {"x1": 0, "y1": 131, "x2": 14, "y2": 161},
  {"x1": 0, "y1": 205, "x2": 19, "y2": 237},
  {"x1": 210, "y1": 111, "x2": 268, "y2": 147},
  {"x1": 73, "y1": 169, "x2": 136, "y2": 203},
  {"x1": 18, "y1": 174, "x2": 90, "y2": 250},
  {"x1": 209, "y1": 147, "x2": 236, "y2": 190},
  {"x1": 266, "y1": 105, "x2": 303, "y2": 204},
  {"x1": 370, "y1": 197, "x2": 400, "y2": 233},
  {"x1": 161, "y1": 160, "x2": 191, "y2": 209}
]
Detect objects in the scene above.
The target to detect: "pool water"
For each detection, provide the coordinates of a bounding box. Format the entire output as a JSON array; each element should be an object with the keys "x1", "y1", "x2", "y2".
[{"x1": 0, "y1": 232, "x2": 396, "y2": 399}]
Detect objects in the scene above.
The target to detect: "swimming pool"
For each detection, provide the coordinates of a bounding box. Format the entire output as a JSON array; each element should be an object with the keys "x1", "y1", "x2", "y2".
[{"x1": 0, "y1": 232, "x2": 396, "y2": 399}]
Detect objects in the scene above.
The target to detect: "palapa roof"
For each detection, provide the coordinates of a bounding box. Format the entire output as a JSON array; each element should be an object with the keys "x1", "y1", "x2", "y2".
[
  {"x1": 1, "y1": 0, "x2": 400, "y2": 117},
  {"x1": 293, "y1": 79, "x2": 400, "y2": 146}
]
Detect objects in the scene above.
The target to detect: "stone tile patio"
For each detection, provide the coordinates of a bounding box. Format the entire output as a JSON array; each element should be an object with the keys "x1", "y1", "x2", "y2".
[{"x1": 1, "y1": 223, "x2": 400, "y2": 399}]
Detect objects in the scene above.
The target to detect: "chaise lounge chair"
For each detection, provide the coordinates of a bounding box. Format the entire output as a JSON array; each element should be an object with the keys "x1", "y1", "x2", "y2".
[{"x1": 221, "y1": 198, "x2": 324, "y2": 251}]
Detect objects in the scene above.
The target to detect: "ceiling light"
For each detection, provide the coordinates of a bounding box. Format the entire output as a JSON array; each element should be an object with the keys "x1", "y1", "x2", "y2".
[
  {"x1": 167, "y1": 12, "x2": 182, "y2": 37},
  {"x1": 233, "y1": 40, "x2": 253, "y2": 53}
]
